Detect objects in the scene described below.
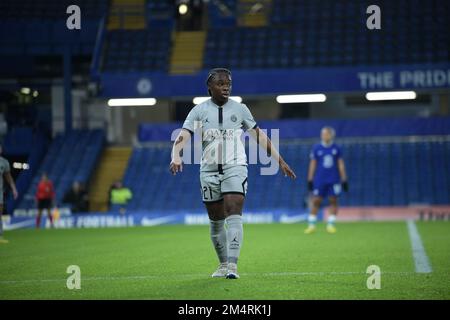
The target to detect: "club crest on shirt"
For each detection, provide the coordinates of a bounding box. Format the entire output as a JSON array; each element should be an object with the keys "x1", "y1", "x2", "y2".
[{"x1": 230, "y1": 115, "x2": 237, "y2": 122}]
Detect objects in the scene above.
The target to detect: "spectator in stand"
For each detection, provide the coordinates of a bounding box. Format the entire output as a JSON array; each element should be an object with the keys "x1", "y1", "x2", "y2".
[
  {"x1": 35, "y1": 172, "x2": 55, "y2": 228},
  {"x1": 63, "y1": 181, "x2": 89, "y2": 213},
  {"x1": 107, "y1": 181, "x2": 118, "y2": 211},
  {"x1": 109, "y1": 181, "x2": 132, "y2": 214}
]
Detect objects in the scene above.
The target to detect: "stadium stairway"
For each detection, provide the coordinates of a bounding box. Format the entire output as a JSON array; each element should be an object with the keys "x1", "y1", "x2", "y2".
[
  {"x1": 107, "y1": 0, "x2": 146, "y2": 30},
  {"x1": 237, "y1": 0, "x2": 271, "y2": 27},
  {"x1": 169, "y1": 31, "x2": 206, "y2": 74},
  {"x1": 88, "y1": 147, "x2": 132, "y2": 212}
]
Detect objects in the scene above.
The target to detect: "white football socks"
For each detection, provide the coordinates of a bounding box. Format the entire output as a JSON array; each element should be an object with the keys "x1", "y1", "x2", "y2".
[
  {"x1": 226, "y1": 215, "x2": 243, "y2": 264},
  {"x1": 327, "y1": 214, "x2": 336, "y2": 226},
  {"x1": 209, "y1": 219, "x2": 228, "y2": 263},
  {"x1": 307, "y1": 214, "x2": 317, "y2": 227}
]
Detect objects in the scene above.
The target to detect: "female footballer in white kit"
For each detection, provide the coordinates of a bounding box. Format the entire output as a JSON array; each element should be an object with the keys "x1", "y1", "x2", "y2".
[{"x1": 170, "y1": 68, "x2": 296, "y2": 279}]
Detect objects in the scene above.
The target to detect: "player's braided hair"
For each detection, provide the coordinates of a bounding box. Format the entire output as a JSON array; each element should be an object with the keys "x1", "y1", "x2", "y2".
[{"x1": 206, "y1": 68, "x2": 232, "y2": 96}]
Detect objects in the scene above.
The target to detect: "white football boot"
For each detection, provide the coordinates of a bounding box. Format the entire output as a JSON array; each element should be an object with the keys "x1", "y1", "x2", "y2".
[
  {"x1": 226, "y1": 263, "x2": 240, "y2": 279},
  {"x1": 211, "y1": 262, "x2": 228, "y2": 278}
]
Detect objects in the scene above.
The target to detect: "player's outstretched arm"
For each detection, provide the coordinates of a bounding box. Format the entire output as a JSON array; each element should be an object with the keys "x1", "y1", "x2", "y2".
[
  {"x1": 169, "y1": 129, "x2": 192, "y2": 175},
  {"x1": 338, "y1": 158, "x2": 349, "y2": 191},
  {"x1": 248, "y1": 127, "x2": 296, "y2": 179},
  {"x1": 307, "y1": 159, "x2": 317, "y2": 192},
  {"x1": 4, "y1": 172, "x2": 18, "y2": 199}
]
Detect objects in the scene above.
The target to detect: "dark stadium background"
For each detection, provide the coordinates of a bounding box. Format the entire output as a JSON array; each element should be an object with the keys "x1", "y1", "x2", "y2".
[{"x1": 1, "y1": 0, "x2": 449, "y2": 227}]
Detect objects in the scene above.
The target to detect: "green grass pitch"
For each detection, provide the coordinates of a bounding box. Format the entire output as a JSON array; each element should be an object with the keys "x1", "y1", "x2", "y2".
[{"x1": 1, "y1": 222, "x2": 449, "y2": 299}]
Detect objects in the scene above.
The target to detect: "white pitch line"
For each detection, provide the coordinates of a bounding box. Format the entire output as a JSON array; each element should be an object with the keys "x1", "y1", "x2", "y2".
[
  {"x1": 0, "y1": 271, "x2": 416, "y2": 285},
  {"x1": 406, "y1": 220, "x2": 432, "y2": 273}
]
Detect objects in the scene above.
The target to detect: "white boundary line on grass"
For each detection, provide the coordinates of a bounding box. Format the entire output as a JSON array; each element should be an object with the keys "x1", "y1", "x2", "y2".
[
  {"x1": 0, "y1": 271, "x2": 417, "y2": 285},
  {"x1": 406, "y1": 220, "x2": 432, "y2": 273}
]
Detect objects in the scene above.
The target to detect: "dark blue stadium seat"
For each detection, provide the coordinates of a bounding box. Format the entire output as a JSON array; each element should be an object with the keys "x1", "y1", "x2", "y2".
[
  {"x1": 119, "y1": 139, "x2": 450, "y2": 212},
  {"x1": 202, "y1": 0, "x2": 449, "y2": 70},
  {"x1": 16, "y1": 129, "x2": 105, "y2": 210},
  {"x1": 102, "y1": 28, "x2": 171, "y2": 72},
  {"x1": 0, "y1": 1, "x2": 105, "y2": 57}
]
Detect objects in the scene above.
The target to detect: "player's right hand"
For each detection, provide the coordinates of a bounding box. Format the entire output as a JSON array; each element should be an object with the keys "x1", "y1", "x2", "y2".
[
  {"x1": 169, "y1": 158, "x2": 183, "y2": 175},
  {"x1": 280, "y1": 160, "x2": 296, "y2": 179}
]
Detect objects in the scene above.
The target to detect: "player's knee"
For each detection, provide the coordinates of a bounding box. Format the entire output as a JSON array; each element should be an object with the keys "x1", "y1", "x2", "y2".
[
  {"x1": 224, "y1": 206, "x2": 242, "y2": 216},
  {"x1": 313, "y1": 198, "x2": 322, "y2": 208},
  {"x1": 205, "y1": 202, "x2": 225, "y2": 220},
  {"x1": 224, "y1": 201, "x2": 243, "y2": 216},
  {"x1": 223, "y1": 194, "x2": 244, "y2": 215}
]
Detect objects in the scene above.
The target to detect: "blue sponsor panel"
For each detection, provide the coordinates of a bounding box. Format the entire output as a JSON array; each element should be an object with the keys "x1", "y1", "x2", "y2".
[
  {"x1": 99, "y1": 64, "x2": 450, "y2": 98},
  {"x1": 4, "y1": 210, "x2": 322, "y2": 230}
]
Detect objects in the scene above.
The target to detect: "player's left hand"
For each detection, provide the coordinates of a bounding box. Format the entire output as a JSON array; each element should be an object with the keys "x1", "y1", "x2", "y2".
[
  {"x1": 12, "y1": 189, "x2": 18, "y2": 200},
  {"x1": 280, "y1": 160, "x2": 296, "y2": 179},
  {"x1": 342, "y1": 181, "x2": 349, "y2": 192}
]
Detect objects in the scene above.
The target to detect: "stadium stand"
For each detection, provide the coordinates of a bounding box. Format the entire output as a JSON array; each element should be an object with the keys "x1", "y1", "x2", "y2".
[
  {"x1": 16, "y1": 129, "x2": 105, "y2": 210},
  {"x1": 207, "y1": 0, "x2": 237, "y2": 27},
  {"x1": 0, "y1": 0, "x2": 107, "y2": 19},
  {"x1": 204, "y1": 0, "x2": 450, "y2": 69},
  {"x1": 2, "y1": 0, "x2": 449, "y2": 216},
  {"x1": 121, "y1": 137, "x2": 450, "y2": 212},
  {"x1": 2, "y1": 128, "x2": 48, "y2": 215},
  {"x1": 146, "y1": 0, "x2": 175, "y2": 28},
  {"x1": 92, "y1": 0, "x2": 449, "y2": 72},
  {"x1": 101, "y1": 28, "x2": 172, "y2": 72},
  {"x1": 0, "y1": 0, "x2": 106, "y2": 56}
]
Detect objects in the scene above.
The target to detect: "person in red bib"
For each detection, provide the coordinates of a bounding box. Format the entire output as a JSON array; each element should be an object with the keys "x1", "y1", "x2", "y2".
[{"x1": 35, "y1": 172, "x2": 55, "y2": 228}]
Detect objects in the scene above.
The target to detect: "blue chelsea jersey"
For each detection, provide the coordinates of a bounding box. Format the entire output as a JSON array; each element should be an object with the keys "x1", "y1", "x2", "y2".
[{"x1": 310, "y1": 142, "x2": 342, "y2": 185}]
